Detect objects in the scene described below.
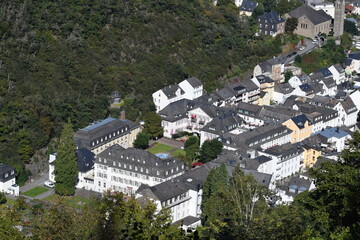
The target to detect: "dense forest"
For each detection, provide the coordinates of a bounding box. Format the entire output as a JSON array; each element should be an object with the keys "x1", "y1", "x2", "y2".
[{"x1": 0, "y1": 0, "x2": 302, "y2": 183}]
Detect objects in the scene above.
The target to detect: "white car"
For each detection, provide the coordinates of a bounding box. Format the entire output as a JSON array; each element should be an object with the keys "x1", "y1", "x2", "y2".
[
  {"x1": 44, "y1": 181, "x2": 55, "y2": 188},
  {"x1": 299, "y1": 46, "x2": 305, "y2": 51}
]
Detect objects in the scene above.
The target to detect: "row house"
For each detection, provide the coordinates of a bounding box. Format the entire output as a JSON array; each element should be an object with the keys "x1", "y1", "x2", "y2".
[
  {"x1": 253, "y1": 56, "x2": 285, "y2": 83},
  {"x1": 283, "y1": 115, "x2": 313, "y2": 143},
  {"x1": 74, "y1": 117, "x2": 141, "y2": 155},
  {"x1": 211, "y1": 79, "x2": 260, "y2": 107},
  {"x1": 252, "y1": 75, "x2": 275, "y2": 105},
  {"x1": 152, "y1": 77, "x2": 203, "y2": 112},
  {"x1": 259, "y1": 143, "x2": 304, "y2": 180},
  {"x1": 94, "y1": 145, "x2": 185, "y2": 195},
  {"x1": 273, "y1": 83, "x2": 294, "y2": 104},
  {"x1": 136, "y1": 163, "x2": 212, "y2": 229},
  {"x1": 234, "y1": 102, "x2": 301, "y2": 128},
  {"x1": 199, "y1": 112, "x2": 244, "y2": 145},
  {"x1": 220, "y1": 123, "x2": 292, "y2": 151}
]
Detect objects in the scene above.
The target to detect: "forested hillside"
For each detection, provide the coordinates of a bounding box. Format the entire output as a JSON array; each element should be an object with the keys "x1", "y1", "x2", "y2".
[{"x1": 0, "y1": 0, "x2": 299, "y2": 183}]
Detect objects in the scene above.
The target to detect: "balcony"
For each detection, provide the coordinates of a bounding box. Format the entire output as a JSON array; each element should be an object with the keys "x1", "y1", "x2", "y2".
[
  {"x1": 199, "y1": 120, "x2": 205, "y2": 125},
  {"x1": 191, "y1": 118, "x2": 197, "y2": 123}
]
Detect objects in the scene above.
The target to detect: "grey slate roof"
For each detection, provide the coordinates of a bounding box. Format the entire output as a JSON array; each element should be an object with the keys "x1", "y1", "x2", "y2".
[
  {"x1": 162, "y1": 84, "x2": 185, "y2": 99},
  {"x1": 258, "y1": 10, "x2": 285, "y2": 24},
  {"x1": 240, "y1": 0, "x2": 257, "y2": 12},
  {"x1": 138, "y1": 163, "x2": 212, "y2": 202},
  {"x1": 255, "y1": 75, "x2": 274, "y2": 84},
  {"x1": 287, "y1": 4, "x2": 332, "y2": 25},
  {"x1": 275, "y1": 82, "x2": 293, "y2": 94},
  {"x1": 74, "y1": 118, "x2": 139, "y2": 150},
  {"x1": 340, "y1": 98, "x2": 358, "y2": 114},
  {"x1": 186, "y1": 77, "x2": 202, "y2": 88},
  {"x1": 96, "y1": 145, "x2": 184, "y2": 179},
  {"x1": 0, "y1": 163, "x2": 15, "y2": 182},
  {"x1": 290, "y1": 114, "x2": 313, "y2": 129},
  {"x1": 220, "y1": 123, "x2": 292, "y2": 150},
  {"x1": 77, "y1": 148, "x2": 95, "y2": 173},
  {"x1": 173, "y1": 216, "x2": 201, "y2": 227},
  {"x1": 201, "y1": 112, "x2": 244, "y2": 135},
  {"x1": 263, "y1": 143, "x2": 304, "y2": 159},
  {"x1": 348, "y1": 51, "x2": 360, "y2": 60}
]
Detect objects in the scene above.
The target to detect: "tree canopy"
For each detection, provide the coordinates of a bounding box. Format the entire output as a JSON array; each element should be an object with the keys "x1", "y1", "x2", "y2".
[
  {"x1": 133, "y1": 132, "x2": 150, "y2": 150},
  {"x1": 143, "y1": 112, "x2": 163, "y2": 139},
  {"x1": 54, "y1": 119, "x2": 78, "y2": 196}
]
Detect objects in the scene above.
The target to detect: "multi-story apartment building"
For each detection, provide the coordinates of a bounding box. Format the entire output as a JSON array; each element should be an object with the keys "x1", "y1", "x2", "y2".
[
  {"x1": 94, "y1": 145, "x2": 185, "y2": 194},
  {"x1": 258, "y1": 11, "x2": 285, "y2": 36},
  {"x1": 74, "y1": 117, "x2": 141, "y2": 155}
]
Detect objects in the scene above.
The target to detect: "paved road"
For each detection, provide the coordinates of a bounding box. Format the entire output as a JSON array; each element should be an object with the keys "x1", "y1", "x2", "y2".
[
  {"x1": 20, "y1": 171, "x2": 49, "y2": 192},
  {"x1": 284, "y1": 38, "x2": 318, "y2": 64},
  {"x1": 152, "y1": 137, "x2": 184, "y2": 149}
]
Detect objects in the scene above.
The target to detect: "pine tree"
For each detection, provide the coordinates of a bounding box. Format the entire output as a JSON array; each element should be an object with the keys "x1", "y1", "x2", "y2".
[{"x1": 54, "y1": 119, "x2": 78, "y2": 196}]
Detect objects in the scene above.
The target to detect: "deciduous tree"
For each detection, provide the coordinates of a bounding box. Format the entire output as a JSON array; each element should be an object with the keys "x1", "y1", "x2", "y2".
[{"x1": 133, "y1": 132, "x2": 150, "y2": 149}]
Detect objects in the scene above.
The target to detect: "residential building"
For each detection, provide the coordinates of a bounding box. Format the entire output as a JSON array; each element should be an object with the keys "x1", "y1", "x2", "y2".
[
  {"x1": 212, "y1": 78, "x2": 260, "y2": 107},
  {"x1": 74, "y1": 117, "x2": 141, "y2": 155},
  {"x1": 273, "y1": 83, "x2": 294, "y2": 104},
  {"x1": 334, "y1": 98, "x2": 358, "y2": 127},
  {"x1": 152, "y1": 77, "x2": 203, "y2": 112},
  {"x1": 200, "y1": 112, "x2": 244, "y2": 145},
  {"x1": 252, "y1": 75, "x2": 275, "y2": 105},
  {"x1": 239, "y1": 0, "x2": 258, "y2": 16},
  {"x1": 258, "y1": 11, "x2": 285, "y2": 36},
  {"x1": 309, "y1": 1, "x2": 335, "y2": 18},
  {"x1": 94, "y1": 145, "x2": 185, "y2": 195},
  {"x1": 220, "y1": 123, "x2": 292, "y2": 151},
  {"x1": 344, "y1": 51, "x2": 360, "y2": 74},
  {"x1": 283, "y1": 114, "x2": 313, "y2": 143},
  {"x1": 0, "y1": 163, "x2": 19, "y2": 196},
  {"x1": 318, "y1": 127, "x2": 352, "y2": 152},
  {"x1": 301, "y1": 143, "x2": 322, "y2": 168},
  {"x1": 277, "y1": 176, "x2": 315, "y2": 203},
  {"x1": 159, "y1": 99, "x2": 233, "y2": 138},
  {"x1": 285, "y1": 4, "x2": 332, "y2": 38},
  {"x1": 253, "y1": 56, "x2": 285, "y2": 83},
  {"x1": 259, "y1": 143, "x2": 304, "y2": 180}
]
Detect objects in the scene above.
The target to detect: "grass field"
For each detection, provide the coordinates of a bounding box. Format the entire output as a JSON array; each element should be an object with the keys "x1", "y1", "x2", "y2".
[
  {"x1": 171, "y1": 149, "x2": 186, "y2": 157},
  {"x1": 23, "y1": 186, "x2": 49, "y2": 198},
  {"x1": 44, "y1": 194, "x2": 91, "y2": 210},
  {"x1": 147, "y1": 143, "x2": 174, "y2": 154}
]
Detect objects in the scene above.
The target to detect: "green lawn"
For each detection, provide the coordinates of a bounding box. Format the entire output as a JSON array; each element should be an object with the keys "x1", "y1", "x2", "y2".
[
  {"x1": 44, "y1": 194, "x2": 90, "y2": 210},
  {"x1": 148, "y1": 143, "x2": 174, "y2": 154},
  {"x1": 23, "y1": 186, "x2": 49, "y2": 198},
  {"x1": 171, "y1": 149, "x2": 186, "y2": 157}
]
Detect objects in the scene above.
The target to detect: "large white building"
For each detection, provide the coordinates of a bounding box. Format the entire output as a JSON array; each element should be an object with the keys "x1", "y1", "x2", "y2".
[
  {"x1": 93, "y1": 145, "x2": 185, "y2": 195},
  {"x1": 152, "y1": 77, "x2": 203, "y2": 113},
  {"x1": 0, "y1": 163, "x2": 19, "y2": 196},
  {"x1": 259, "y1": 143, "x2": 304, "y2": 180},
  {"x1": 74, "y1": 117, "x2": 141, "y2": 155}
]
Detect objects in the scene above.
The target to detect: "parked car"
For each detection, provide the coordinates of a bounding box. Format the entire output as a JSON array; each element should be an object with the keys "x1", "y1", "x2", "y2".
[
  {"x1": 299, "y1": 46, "x2": 305, "y2": 51},
  {"x1": 44, "y1": 181, "x2": 55, "y2": 188}
]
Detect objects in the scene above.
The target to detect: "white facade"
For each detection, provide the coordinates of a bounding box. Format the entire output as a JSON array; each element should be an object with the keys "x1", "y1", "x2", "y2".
[
  {"x1": 94, "y1": 161, "x2": 184, "y2": 195},
  {"x1": 310, "y1": 2, "x2": 335, "y2": 18},
  {"x1": 0, "y1": 164, "x2": 19, "y2": 196},
  {"x1": 49, "y1": 153, "x2": 56, "y2": 182},
  {"x1": 259, "y1": 150, "x2": 303, "y2": 180},
  {"x1": 288, "y1": 76, "x2": 305, "y2": 88},
  {"x1": 153, "y1": 78, "x2": 203, "y2": 113},
  {"x1": 334, "y1": 102, "x2": 358, "y2": 127},
  {"x1": 328, "y1": 65, "x2": 346, "y2": 85},
  {"x1": 349, "y1": 90, "x2": 360, "y2": 111}
]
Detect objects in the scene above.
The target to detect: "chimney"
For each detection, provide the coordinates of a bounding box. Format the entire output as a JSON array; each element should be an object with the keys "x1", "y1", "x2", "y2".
[{"x1": 120, "y1": 111, "x2": 126, "y2": 120}]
